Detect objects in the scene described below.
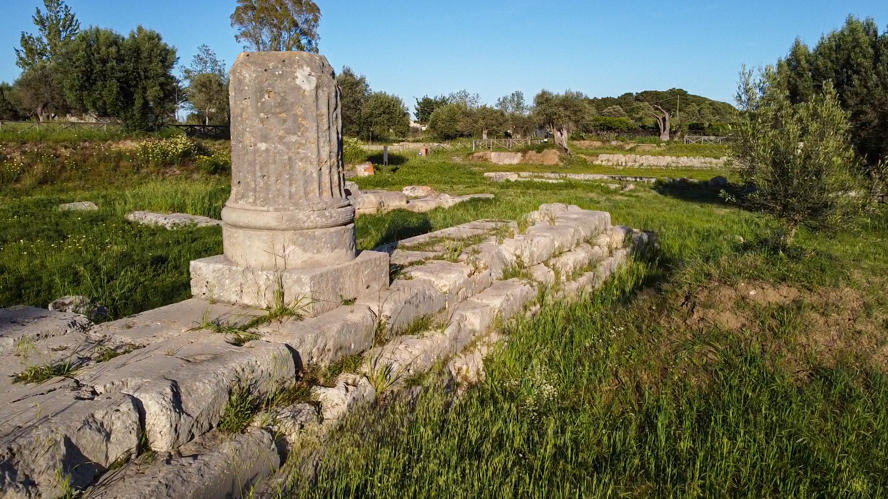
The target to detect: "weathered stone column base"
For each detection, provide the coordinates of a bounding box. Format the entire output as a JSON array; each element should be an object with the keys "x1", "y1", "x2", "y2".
[{"x1": 190, "y1": 251, "x2": 389, "y2": 316}]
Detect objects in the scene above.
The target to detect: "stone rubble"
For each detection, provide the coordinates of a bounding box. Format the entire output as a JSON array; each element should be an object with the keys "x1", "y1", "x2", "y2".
[{"x1": 593, "y1": 153, "x2": 729, "y2": 169}]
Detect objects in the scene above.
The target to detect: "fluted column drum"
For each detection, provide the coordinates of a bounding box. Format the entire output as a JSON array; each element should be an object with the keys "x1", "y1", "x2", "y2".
[{"x1": 221, "y1": 52, "x2": 356, "y2": 271}]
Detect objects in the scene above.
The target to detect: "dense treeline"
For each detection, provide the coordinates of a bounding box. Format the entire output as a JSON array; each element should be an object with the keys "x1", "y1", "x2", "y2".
[{"x1": 776, "y1": 16, "x2": 888, "y2": 171}]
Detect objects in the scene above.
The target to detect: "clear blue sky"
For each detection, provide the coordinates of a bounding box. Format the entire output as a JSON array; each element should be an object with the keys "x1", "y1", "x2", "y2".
[{"x1": 1, "y1": 0, "x2": 886, "y2": 108}]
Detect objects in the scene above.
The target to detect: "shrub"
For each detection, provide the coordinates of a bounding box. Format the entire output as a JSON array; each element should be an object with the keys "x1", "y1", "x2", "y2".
[
  {"x1": 733, "y1": 68, "x2": 862, "y2": 246},
  {"x1": 342, "y1": 137, "x2": 368, "y2": 165},
  {"x1": 194, "y1": 152, "x2": 230, "y2": 175},
  {"x1": 134, "y1": 135, "x2": 200, "y2": 168}
]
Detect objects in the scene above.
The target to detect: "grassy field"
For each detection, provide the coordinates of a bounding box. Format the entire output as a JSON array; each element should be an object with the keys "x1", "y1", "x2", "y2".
[{"x1": 2, "y1": 138, "x2": 887, "y2": 495}]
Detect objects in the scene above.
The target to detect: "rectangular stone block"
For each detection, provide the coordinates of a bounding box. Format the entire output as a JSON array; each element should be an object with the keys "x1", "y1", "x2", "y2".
[{"x1": 190, "y1": 250, "x2": 389, "y2": 316}]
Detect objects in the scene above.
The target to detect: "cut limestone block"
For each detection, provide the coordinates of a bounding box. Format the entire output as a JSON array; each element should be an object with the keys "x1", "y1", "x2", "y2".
[
  {"x1": 190, "y1": 250, "x2": 389, "y2": 315},
  {"x1": 356, "y1": 279, "x2": 446, "y2": 335},
  {"x1": 351, "y1": 190, "x2": 409, "y2": 215},
  {"x1": 256, "y1": 304, "x2": 376, "y2": 367},
  {"x1": 0, "y1": 384, "x2": 142, "y2": 497},
  {"x1": 406, "y1": 261, "x2": 473, "y2": 303},
  {"x1": 0, "y1": 305, "x2": 91, "y2": 354},
  {"x1": 77, "y1": 333, "x2": 297, "y2": 452},
  {"x1": 528, "y1": 264, "x2": 556, "y2": 286},
  {"x1": 364, "y1": 333, "x2": 452, "y2": 383},
  {"x1": 546, "y1": 243, "x2": 607, "y2": 278},
  {"x1": 312, "y1": 373, "x2": 375, "y2": 424},
  {"x1": 89, "y1": 428, "x2": 280, "y2": 499},
  {"x1": 125, "y1": 211, "x2": 223, "y2": 229},
  {"x1": 91, "y1": 298, "x2": 264, "y2": 348}
]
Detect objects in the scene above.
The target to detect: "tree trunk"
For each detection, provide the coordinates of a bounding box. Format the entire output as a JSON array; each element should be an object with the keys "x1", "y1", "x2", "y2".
[
  {"x1": 481, "y1": 129, "x2": 488, "y2": 140},
  {"x1": 554, "y1": 126, "x2": 571, "y2": 156},
  {"x1": 652, "y1": 104, "x2": 671, "y2": 141}
]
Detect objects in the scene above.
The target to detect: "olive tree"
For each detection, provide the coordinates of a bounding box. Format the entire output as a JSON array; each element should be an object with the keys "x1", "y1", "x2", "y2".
[{"x1": 733, "y1": 67, "x2": 862, "y2": 246}]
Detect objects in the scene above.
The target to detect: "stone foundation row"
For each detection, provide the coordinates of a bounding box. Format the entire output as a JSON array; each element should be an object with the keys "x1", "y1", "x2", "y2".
[{"x1": 0, "y1": 204, "x2": 653, "y2": 498}]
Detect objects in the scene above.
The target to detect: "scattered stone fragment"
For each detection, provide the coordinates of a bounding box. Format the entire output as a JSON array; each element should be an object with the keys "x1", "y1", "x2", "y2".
[
  {"x1": 59, "y1": 201, "x2": 98, "y2": 211},
  {"x1": 355, "y1": 161, "x2": 374, "y2": 176},
  {"x1": 49, "y1": 295, "x2": 109, "y2": 322},
  {"x1": 126, "y1": 211, "x2": 223, "y2": 229},
  {"x1": 312, "y1": 373, "x2": 375, "y2": 424},
  {"x1": 402, "y1": 185, "x2": 437, "y2": 198}
]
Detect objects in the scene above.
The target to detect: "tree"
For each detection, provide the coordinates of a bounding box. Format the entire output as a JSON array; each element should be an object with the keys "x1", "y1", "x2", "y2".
[
  {"x1": 336, "y1": 67, "x2": 370, "y2": 137},
  {"x1": 447, "y1": 90, "x2": 481, "y2": 109},
  {"x1": 120, "y1": 27, "x2": 179, "y2": 130},
  {"x1": 428, "y1": 103, "x2": 467, "y2": 140},
  {"x1": 14, "y1": 63, "x2": 68, "y2": 121},
  {"x1": 414, "y1": 94, "x2": 449, "y2": 125},
  {"x1": 495, "y1": 91, "x2": 527, "y2": 115},
  {"x1": 59, "y1": 26, "x2": 178, "y2": 129},
  {"x1": 360, "y1": 92, "x2": 409, "y2": 141},
  {"x1": 15, "y1": 0, "x2": 80, "y2": 70},
  {"x1": 60, "y1": 27, "x2": 126, "y2": 118},
  {"x1": 231, "y1": 0, "x2": 321, "y2": 52},
  {"x1": 777, "y1": 16, "x2": 888, "y2": 174},
  {"x1": 732, "y1": 67, "x2": 862, "y2": 246},
  {"x1": 183, "y1": 45, "x2": 229, "y2": 125},
  {"x1": 0, "y1": 83, "x2": 23, "y2": 120}
]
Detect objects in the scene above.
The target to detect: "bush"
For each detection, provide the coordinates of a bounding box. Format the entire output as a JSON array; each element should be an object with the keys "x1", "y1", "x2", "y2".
[
  {"x1": 588, "y1": 116, "x2": 638, "y2": 132},
  {"x1": 343, "y1": 137, "x2": 368, "y2": 165},
  {"x1": 135, "y1": 135, "x2": 201, "y2": 168},
  {"x1": 733, "y1": 69, "x2": 862, "y2": 245},
  {"x1": 194, "y1": 152, "x2": 230, "y2": 174}
]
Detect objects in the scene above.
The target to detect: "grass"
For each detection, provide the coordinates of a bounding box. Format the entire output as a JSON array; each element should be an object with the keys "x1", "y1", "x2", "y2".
[
  {"x1": 13, "y1": 359, "x2": 77, "y2": 383},
  {"x1": 3, "y1": 136, "x2": 888, "y2": 495}
]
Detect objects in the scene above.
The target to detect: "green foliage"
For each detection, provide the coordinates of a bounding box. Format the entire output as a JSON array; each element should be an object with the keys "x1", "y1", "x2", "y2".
[
  {"x1": 342, "y1": 136, "x2": 368, "y2": 165},
  {"x1": 588, "y1": 115, "x2": 638, "y2": 132},
  {"x1": 495, "y1": 90, "x2": 527, "y2": 115},
  {"x1": 414, "y1": 94, "x2": 449, "y2": 124},
  {"x1": 360, "y1": 92, "x2": 409, "y2": 141},
  {"x1": 230, "y1": 0, "x2": 320, "y2": 52},
  {"x1": 15, "y1": 0, "x2": 80, "y2": 71},
  {"x1": 776, "y1": 16, "x2": 888, "y2": 169},
  {"x1": 219, "y1": 383, "x2": 260, "y2": 434},
  {"x1": 427, "y1": 103, "x2": 467, "y2": 140},
  {"x1": 733, "y1": 68, "x2": 862, "y2": 245},
  {"x1": 135, "y1": 135, "x2": 201, "y2": 168},
  {"x1": 0, "y1": 83, "x2": 24, "y2": 120},
  {"x1": 194, "y1": 151, "x2": 231, "y2": 175},
  {"x1": 14, "y1": 63, "x2": 68, "y2": 121},
  {"x1": 59, "y1": 26, "x2": 178, "y2": 130},
  {"x1": 337, "y1": 67, "x2": 370, "y2": 137},
  {"x1": 532, "y1": 89, "x2": 593, "y2": 134},
  {"x1": 13, "y1": 359, "x2": 76, "y2": 383},
  {"x1": 183, "y1": 45, "x2": 229, "y2": 126}
]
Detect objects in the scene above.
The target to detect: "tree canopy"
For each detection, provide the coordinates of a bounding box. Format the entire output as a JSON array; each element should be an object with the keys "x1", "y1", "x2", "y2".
[
  {"x1": 231, "y1": 0, "x2": 321, "y2": 52},
  {"x1": 777, "y1": 16, "x2": 888, "y2": 167},
  {"x1": 15, "y1": 0, "x2": 80, "y2": 70},
  {"x1": 336, "y1": 67, "x2": 370, "y2": 137},
  {"x1": 183, "y1": 45, "x2": 229, "y2": 125}
]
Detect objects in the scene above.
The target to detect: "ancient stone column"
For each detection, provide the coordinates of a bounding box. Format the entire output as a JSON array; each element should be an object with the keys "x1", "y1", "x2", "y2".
[
  {"x1": 222, "y1": 52, "x2": 354, "y2": 270},
  {"x1": 190, "y1": 52, "x2": 388, "y2": 315}
]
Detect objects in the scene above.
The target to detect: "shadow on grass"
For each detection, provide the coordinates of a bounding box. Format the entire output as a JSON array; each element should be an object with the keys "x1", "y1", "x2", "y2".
[
  {"x1": 358, "y1": 210, "x2": 433, "y2": 250},
  {"x1": 367, "y1": 153, "x2": 408, "y2": 166},
  {"x1": 653, "y1": 177, "x2": 751, "y2": 206}
]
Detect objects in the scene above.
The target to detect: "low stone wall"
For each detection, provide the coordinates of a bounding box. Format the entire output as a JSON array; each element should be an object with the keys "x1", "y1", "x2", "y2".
[
  {"x1": 485, "y1": 171, "x2": 657, "y2": 184},
  {"x1": 0, "y1": 204, "x2": 654, "y2": 497},
  {"x1": 471, "y1": 149, "x2": 562, "y2": 166},
  {"x1": 592, "y1": 153, "x2": 729, "y2": 169}
]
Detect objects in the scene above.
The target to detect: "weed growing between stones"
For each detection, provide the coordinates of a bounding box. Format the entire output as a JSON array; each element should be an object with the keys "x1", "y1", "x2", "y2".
[
  {"x1": 13, "y1": 359, "x2": 76, "y2": 383},
  {"x1": 219, "y1": 383, "x2": 260, "y2": 434}
]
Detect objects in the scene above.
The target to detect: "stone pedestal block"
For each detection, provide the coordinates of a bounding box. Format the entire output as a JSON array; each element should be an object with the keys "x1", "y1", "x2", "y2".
[{"x1": 190, "y1": 251, "x2": 389, "y2": 316}]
